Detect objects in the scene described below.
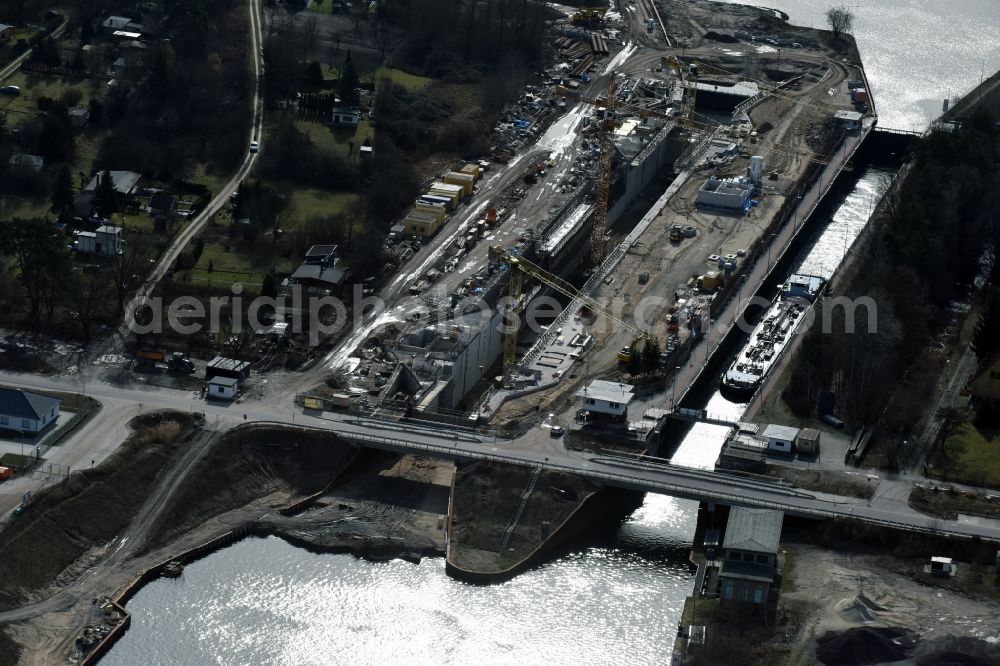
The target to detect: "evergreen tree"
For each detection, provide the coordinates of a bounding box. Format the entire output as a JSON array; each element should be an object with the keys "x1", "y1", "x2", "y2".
[
  {"x1": 261, "y1": 272, "x2": 278, "y2": 298},
  {"x1": 641, "y1": 337, "x2": 662, "y2": 375},
  {"x1": 94, "y1": 170, "x2": 118, "y2": 218},
  {"x1": 972, "y1": 296, "x2": 1000, "y2": 362},
  {"x1": 339, "y1": 51, "x2": 360, "y2": 107},
  {"x1": 51, "y1": 166, "x2": 74, "y2": 217}
]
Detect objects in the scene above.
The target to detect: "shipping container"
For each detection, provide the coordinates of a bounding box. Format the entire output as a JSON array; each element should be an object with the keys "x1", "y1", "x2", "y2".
[
  {"x1": 419, "y1": 194, "x2": 453, "y2": 209},
  {"x1": 404, "y1": 212, "x2": 443, "y2": 237},
  {"x1": 485, "y1": 207, "x2": 498, "y2": 224},
  {"x1": 0, "y1": 466, "x2": 12, "y2": 481}
]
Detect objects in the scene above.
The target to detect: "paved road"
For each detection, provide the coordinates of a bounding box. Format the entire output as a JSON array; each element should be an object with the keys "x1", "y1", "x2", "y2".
[
  {"x1": 0, "y1": 19, "x2": 68, "y2": 82},
  {"x1": 117, "y1": 0, "x2": 266, "y2": 339},
  {"x1": 3, "y1": 368, "x2": 998, "y2": 544}
]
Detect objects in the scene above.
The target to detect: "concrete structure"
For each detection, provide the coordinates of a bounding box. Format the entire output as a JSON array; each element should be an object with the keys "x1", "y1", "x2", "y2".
[
  {"x1": 696, "y1": 176, "x2": 752, "y2": 211},
  {"x1": 205, "y1": 357, "x2": 251, "y2": 383},
  {"x1": 207, "y1": 376, "x2": 238, "y2": 401},
  {"x1": 717, "y1": 428, "x2": 767, "y2": 472},
  {"x1": 719, "y1": 507, "x2": 783, "y2": 606},
  {"x1": 970, "y1": 352, "x2": 1000, "y2": 402},
  {"x1": 795, "y1": 428, "x2": 821, "y2": 456},
  {"x1": 576, "y1": 380, "x2": 634, "y2": 419},
  {"x1": 761, "y1": 424, "x2": 798, "y2": 454},
  {"x1": 75, "y1": 225, "x2": 124, "y2": 256},
  {"x1": 396, "y1": 307, "x2": 505, "y2": 411},
  {"x1": 331, "y1": 107, "x2": 360, "y2": 125},
  {"x1": 835, "y1": 110, "x2": 863, "y2": 131},
  {"x1": 0, "y1": 388, "x2": 60, "y2": 434}
]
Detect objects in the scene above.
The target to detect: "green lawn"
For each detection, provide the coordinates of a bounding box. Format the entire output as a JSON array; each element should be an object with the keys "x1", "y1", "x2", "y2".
[
  {"x1": 189, "y1": 163, "x2": 231, "y2": 198},
  {"x1": 936, "y1": 422, "x2": 1000, "y2": 488},
  {"x1": 286, "y1": 188, "x2": 359, "y2": 228},
  {"x1": 0, "y1": 70, "x2": 100, "y2": 116},
  {"x1": 295, "y1": 117, "x2": 373, "y2": 160},
  {"x1": 369, "y1": 66, "x2": 432, "y2": 92},
  {"x1": 176, "y1": 241, "x2": 298, "y2": 289}
]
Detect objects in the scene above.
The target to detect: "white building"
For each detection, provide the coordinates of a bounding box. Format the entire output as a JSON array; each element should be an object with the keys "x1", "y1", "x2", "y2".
[
  {"x1": 834, "y1": 110, "x2": 863, "y2": 131},
  {"x1": 76, "y1": 225, "x2": 124, "y2": 256},
  {"x1": 761, "y1": 424, "x2": 798, "y2": 454},
  {"x1": 697, "y1": 176, "x2": 752, "y2": 211},
  {"x1": 0, "y1": 388, "x2": 61, "y2": 434},
  {"x1": 331, "y1": 107, "x2": 360, "y2": 125},
  {"x1": 207, "y1": 376, "x2": 238, "y2": 401},
  {"x1": 576, "y1": 380, "x2": 635, "y2": 419}
]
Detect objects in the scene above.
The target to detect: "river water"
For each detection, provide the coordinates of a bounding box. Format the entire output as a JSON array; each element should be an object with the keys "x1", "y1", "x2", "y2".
[
  {"x1": 105, "y1": 1, "x2": 992, "y2": 662},
  {"x1": 715, "y1": 0, "x2": 1000, "y2": 131}
]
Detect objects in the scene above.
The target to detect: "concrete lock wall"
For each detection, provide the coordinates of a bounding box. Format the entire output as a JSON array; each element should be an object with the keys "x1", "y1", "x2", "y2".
[
  {"x1": 442, "y1": 307, "x2": 505, "y2": 409},
  {"x1": 607, "y1": 126, "x2": 677, "y2": 225}
]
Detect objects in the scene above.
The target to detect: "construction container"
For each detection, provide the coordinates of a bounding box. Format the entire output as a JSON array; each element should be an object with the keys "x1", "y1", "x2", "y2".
[
  {"x1": 460, "y1": 163, "x2": 482, "y2": 180},
  {"x1": 414, "y1": 204, "x2": 446, "y2": 223},
  {"x1": 698, "y1": 271, "x2": 722, "y2": 290},
  {"x1": 404, "y1": 211, "x2": 443, "y2": 237},
  {"x1": 0, "y1": 466, "x2": 11, "y2": 480},
  {"x1": 443, "y1": 171, "x2": 475, "y2": 197},
  {"x1": 485, "y1": 207, "x2": 498, "y2": 224},
  {"x1": 430, "y1": 181, "x2": 464, "y2": 202},
  {"x1": 851, "y1": 88, "x2": 868, "y2": 105}
]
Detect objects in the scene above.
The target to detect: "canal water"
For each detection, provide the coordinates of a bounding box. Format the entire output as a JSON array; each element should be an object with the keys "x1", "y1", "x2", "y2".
[{"x1": 105, "y1": 0, "x2": 992, "y2": 660}]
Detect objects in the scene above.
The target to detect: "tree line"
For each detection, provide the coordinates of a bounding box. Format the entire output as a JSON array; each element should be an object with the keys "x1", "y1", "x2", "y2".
[{"x1": 782, "y1": 108, "x2": 1000, "y2": 432}]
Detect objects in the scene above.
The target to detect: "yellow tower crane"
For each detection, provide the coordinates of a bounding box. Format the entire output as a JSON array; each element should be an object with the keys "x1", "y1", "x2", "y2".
[
  {"x1": 590, "y1": 78, "x2": 618, "y2": 266},
  {"x1": 489, "y1": 245, "x2": 649, "y2": 384}
]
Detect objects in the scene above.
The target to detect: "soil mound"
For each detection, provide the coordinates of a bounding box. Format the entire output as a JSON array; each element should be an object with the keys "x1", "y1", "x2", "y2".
[
  {"x1": 816, "y1": 627, "x2": 908, "y2": 665},
  {"x1": 916, "y1": 651, "x2": 998, "y2": 666}
]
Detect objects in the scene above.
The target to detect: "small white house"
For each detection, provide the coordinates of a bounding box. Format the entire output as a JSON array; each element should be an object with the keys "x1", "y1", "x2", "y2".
[
  {"x1": 75, "y1": 225, "x2": 124, "y2": 256},
  {"x1": 761, "y1": 424, "x2": 799, "y2": 454},
  {"x1": 331, "y1": 107, "x2": 360, "y2": 125},
  {"x1": 835, "y1": 110, "x2": 863, "y2": 131},
  {"x1": 576, "y1": 380, "x2": 635, "y2": 419},
  {"x1": 207, "y1": 376, "x2": 238, "y2": 401},
  {"x1": 0, "y1": 388, "x2": 61, "y2": 434}
]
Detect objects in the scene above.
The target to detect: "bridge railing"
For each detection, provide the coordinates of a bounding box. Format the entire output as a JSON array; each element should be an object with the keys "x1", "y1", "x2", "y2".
[{"x1": 232, "y1": 419, "x2": 995, "y2": 543}]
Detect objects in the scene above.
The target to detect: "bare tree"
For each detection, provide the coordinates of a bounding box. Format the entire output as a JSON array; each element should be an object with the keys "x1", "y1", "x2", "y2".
[{"x1": 826, "y1": 6, "x2": 855, "y2": 40}]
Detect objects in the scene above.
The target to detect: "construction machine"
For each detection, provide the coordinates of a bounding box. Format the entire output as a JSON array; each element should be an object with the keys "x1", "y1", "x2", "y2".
[{"x1": 489, "y1": 245, "x2": 649, "y2": 384}]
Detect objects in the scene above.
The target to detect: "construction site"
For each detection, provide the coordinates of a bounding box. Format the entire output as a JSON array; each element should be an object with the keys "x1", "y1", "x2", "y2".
[{"x1": 315, "y1": 3, "x2": 874, "y2": 449}]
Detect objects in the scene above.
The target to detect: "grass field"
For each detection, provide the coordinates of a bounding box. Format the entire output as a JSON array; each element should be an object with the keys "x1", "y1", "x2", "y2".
[
  {"x1": 370, "y1": 65, "x2": 431, "y2": 92},
  {"x1": 286, "y1": 188, "x2": 359, "y2": 227},
  {"x1": 295, "y1": 118, "x2": 373, "y2": 160},
  {"x1": 0, "y1": 69, "x2": 100, "y2": 116},
  {"x1": 933, "y1": 422, "x2": 1000, "y2": 488},
  {"x1": 176, "y1": 241, "x2": 298, "y2": 289}
]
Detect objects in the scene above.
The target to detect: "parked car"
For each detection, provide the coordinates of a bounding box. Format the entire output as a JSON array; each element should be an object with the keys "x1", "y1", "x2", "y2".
[
  {"x1": 0, "y1": 85, "x2": 21, "y2": 97},
  {"x1": 550, "y1": 426, "x2": 565, "y2": 437},
  {"x1": 249, "y1": 140, "x2": 259, "y2": 153},
  {"x1": 821, "y1": 414, "x2": 845, "y2": 429}
]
